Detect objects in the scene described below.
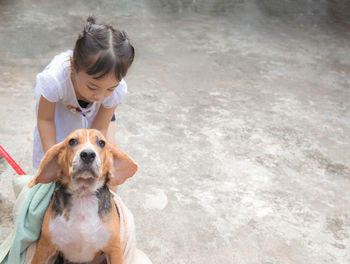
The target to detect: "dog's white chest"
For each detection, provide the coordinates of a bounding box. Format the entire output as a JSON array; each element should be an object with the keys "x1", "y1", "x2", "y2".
[{"x1": 49, "y1": 195, "x2": 111, "y2": 262}]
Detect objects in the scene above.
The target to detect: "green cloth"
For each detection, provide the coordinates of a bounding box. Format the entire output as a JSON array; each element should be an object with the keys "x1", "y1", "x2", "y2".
[{"x1": 0, "y1": 175, "x2": 55, "y2": 264}]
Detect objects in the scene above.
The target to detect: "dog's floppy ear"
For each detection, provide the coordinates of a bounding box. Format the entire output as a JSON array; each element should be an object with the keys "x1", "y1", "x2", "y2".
[
  {"x1": 108, "y1": 144, "x2": 138, "y2": 186},
  {"x1": 28, "y1": 141, "x2": 65, "y2": 188}
]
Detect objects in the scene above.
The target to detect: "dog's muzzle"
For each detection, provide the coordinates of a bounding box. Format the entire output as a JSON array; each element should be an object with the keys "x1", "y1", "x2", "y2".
[{"x1": 72, "y1": 149, "x2": 100, "y2": 180}]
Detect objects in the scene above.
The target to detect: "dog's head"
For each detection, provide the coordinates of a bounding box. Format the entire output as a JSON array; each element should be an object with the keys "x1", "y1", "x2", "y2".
[{"x1": 28, "y1": 129, "x2": 138, "y2": 193}]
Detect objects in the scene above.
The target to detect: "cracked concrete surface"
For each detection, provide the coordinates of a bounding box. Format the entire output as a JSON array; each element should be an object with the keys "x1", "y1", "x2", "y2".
[{"x1": 0, "y1": 0, "x2": 350, "y2": 263}]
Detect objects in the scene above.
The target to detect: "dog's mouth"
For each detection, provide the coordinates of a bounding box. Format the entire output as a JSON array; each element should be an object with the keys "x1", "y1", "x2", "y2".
[
  {"x1": 72, "y1": 161, "x2": 99, "y2": 178},
  {"x1": 72, "y1": 167, "x2": 99, "y2": 185},
  {"x1": 69, "y1": 168, "x2": 101, "y2": 195},
  {"x1": 75, "y1": 176, "x2": 95, "y2": 185},
  {"x1": 73, "y1": 167, "x2": 98, "y2": 179}
]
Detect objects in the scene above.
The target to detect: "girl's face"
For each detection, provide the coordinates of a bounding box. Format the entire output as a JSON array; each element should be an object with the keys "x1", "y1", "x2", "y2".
[{"x1": 70, "y1": 57, "x2": 119, "y2": 103}]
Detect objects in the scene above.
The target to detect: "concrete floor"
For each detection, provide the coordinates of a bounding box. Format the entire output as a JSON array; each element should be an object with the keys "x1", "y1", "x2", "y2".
[{"x1": 1, "y1": 0, "x2": 350, "y2": 263}]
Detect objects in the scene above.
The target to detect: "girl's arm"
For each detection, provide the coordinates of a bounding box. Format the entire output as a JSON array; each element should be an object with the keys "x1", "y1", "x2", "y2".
[
  {"x1": 91, "y1": 105, "x2": 117, "y2": 138},
  {"x1": 37, "y1": 96, "x2": 56, "y2": 153}
]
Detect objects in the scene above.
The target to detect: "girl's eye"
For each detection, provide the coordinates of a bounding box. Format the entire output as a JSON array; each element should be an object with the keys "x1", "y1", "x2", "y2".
[
  {"x1": 69, "y1": 138, "x2": 78, "y2": 146},
  {"x1": 98, "y1": 140, "x2": 105, "y2": 148},
  {"x1": 107, "y1": 88, "x2": 115, "y2": 92},
  {"x1": 88, "y1": 86, "x2": 97, "y2": 91}
]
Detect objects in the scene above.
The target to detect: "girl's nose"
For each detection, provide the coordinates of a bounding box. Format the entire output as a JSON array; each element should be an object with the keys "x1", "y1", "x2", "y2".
[{"x1": 93, "y1": 94, "x2": 102, "y2": 101}]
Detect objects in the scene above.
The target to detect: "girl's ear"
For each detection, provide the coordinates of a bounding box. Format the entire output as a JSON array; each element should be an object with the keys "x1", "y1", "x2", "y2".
[
  {"x1": 108, "y1": 144, "x2": 138, "y2": 186},
  {"x1": 28, "y1": 142, "x2": 65, "y2": 188}
]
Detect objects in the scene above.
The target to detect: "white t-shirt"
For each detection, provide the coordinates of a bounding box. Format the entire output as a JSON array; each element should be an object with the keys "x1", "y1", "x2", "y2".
[{"x1": 33, "y1": 50, "x2": 127, "y2": 168}]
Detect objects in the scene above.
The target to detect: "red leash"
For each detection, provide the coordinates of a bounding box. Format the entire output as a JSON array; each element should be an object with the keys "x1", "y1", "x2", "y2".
[{"x1": 0, "y1": 145, "x2": 26, "y2": 175}]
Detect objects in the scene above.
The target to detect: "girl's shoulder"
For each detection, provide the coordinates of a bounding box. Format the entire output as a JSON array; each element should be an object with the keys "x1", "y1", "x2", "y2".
[
  {"x1": 39, "y1": 50, "x2": 72, "y2": 80},
  {"x1": 35, "y1": 50, "x2": 73, "y2": 103}
]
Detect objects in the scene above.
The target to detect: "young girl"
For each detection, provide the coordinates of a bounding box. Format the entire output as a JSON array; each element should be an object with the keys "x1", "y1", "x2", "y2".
[{"x1": 33, "y1": 16, "x2": 135, "y2": 169}]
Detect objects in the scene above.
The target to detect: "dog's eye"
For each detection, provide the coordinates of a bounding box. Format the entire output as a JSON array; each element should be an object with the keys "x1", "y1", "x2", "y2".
[
  {"x1": 69, "y1": 138, "x2": 78, "y2": 146},
  {"x1": 98, "y1": 140, "x2": 105, "y2": 148}
]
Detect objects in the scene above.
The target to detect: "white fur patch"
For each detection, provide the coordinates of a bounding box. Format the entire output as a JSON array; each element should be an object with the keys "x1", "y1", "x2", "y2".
[
  {"x1": 72, "y1": 131, "x2": 101, "y2": 176},
  {"x1": 49, "y1": 194, "x2": 111, "y2": 262}
]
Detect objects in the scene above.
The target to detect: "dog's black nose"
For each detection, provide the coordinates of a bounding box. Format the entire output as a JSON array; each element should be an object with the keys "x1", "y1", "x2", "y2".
[{"x1": 80, "y1": 150, "x2": 96, "y2": 164}]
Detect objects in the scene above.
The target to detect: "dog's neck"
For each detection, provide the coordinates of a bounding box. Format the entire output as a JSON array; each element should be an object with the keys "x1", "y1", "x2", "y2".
[{"x1": 52, "y1": 180, "x2": 112, "y2": 220}]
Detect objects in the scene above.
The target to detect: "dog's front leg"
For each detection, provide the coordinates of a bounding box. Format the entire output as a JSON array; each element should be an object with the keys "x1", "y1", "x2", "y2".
[
  {"x1": 31, "y1": 235, "x2": 57, "y2": 264},
  {"x1": 103, "y1": 239, "x2": 123, "y2": 264},
  {"x1": 31, "y1": 209, "x2": 58, "y2": 264}
]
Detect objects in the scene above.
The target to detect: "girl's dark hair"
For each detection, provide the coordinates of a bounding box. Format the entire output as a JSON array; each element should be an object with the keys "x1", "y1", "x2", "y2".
[{"x1": 73, "y1": 16, "x2": 135, "y2": 80}]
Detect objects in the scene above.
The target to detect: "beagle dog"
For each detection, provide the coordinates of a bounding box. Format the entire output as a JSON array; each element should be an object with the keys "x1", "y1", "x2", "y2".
[{"x1": 28, "y1": 129, "x2": 138, "y2": 264}]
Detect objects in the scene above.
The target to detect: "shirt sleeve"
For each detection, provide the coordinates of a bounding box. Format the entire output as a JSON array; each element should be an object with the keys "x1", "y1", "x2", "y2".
[
  {"x1": 102, "y1": 79, "x2": 128, "y2": 108},
  {"x1": 35, "y1": 71, "x2": 62, "y2": 103}
]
